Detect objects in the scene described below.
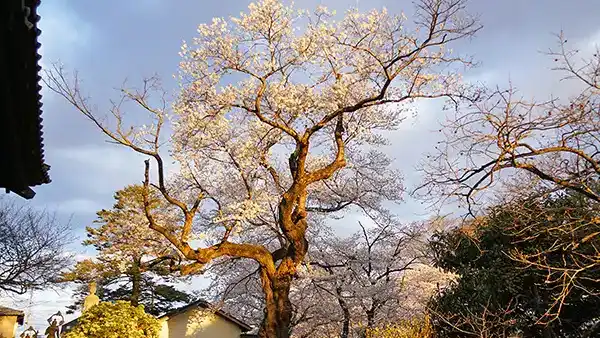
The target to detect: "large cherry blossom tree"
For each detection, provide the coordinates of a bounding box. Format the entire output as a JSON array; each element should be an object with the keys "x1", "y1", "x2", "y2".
[{"x1": 45, "y1": 0, "x2": 478, "y2": 336}]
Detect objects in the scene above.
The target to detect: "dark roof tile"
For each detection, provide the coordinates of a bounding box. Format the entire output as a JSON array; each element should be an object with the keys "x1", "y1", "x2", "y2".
[{"x1": 0, "y1": 0, "x2": 51, "y2": 198}]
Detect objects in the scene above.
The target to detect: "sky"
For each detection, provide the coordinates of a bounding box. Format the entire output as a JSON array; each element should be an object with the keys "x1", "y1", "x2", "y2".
[{"x1": 2, "y1": 0, "x2": 600, "y2": 332}]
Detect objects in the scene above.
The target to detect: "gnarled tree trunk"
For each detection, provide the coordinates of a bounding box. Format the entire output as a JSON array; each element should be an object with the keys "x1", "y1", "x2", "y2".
[{"x1": 259, "y1": 269, "x2": 294, "y2": 338}]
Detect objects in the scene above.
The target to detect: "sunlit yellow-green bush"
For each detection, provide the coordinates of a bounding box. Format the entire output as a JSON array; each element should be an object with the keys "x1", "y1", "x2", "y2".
[
  {"x1": 64, "y1": 301, "x2": 161, "y2": 338},
  {"x1": 366, "y1": 315, "x2": 433, "y2": 338}
]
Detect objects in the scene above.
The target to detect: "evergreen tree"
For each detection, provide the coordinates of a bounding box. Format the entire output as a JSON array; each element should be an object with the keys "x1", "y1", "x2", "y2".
[
  {"x1": 66, "y1": 273, "x2": 193, "y2": 316},
  {"x1": 429, "y1": 188, "x2": 600, "y2": 337},
  {"x1": 63, "y1": 185, "x2": 193, "y2": 316}
]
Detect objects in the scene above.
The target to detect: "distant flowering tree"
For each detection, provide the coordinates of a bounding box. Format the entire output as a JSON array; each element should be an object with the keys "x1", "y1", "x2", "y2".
[
  {"x1": 303, "y1": 221, "x2": 427, "y2": 336},
  {"x1": 297, "y1": 222, "x2": 454, "y2": 338},
  {"x1": 46, "y1": 0, "x2": 479, "y2": 336}
]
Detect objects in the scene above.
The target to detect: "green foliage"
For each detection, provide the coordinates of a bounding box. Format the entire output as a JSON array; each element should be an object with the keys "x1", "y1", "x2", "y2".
[
  {"x1": 428, "y1": 189, "x2": 600, "y2": 337},
  {"x1": 64, "y1": 301, "x2": 161, "y2": 338}
]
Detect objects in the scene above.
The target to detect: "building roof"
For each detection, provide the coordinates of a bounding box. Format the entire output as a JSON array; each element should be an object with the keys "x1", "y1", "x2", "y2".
[
  {"x1": 0, "y1": 0, "x2": 51, "y2": 199},
  {"x1": 159, "y1": 299, "x2": 253, "y2": 332},
  {"x1": 0, "y1": 306, "x2": 24, "y2": 316},
  {"x1": 63, "y1": 299, "x2": 254, "y2": 334},
  {"x1": 61, "y1": 317, "x2": 78, "y2": 332},
  {"x1": 0, "y1": 306, "x2": 25, "y2": 325}
]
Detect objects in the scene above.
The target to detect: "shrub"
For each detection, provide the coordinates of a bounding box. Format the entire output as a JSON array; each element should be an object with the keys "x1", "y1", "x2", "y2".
[
  {"x1": 366, "y1": 316, "x2": 433, "y2": 338},
  {"x1": 64, "y1": 301, "x2": 161, "y2": 338}
]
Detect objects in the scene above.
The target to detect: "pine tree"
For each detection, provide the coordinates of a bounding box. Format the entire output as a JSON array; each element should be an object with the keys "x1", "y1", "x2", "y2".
[{"x1": 63, "y1": 185, "x2": 194, "y2": 315}]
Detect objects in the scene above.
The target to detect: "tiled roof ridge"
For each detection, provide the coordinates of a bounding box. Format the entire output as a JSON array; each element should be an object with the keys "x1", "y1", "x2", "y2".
[{"x1": 0, "y1": 305, "x2": 24, "y2": 316}]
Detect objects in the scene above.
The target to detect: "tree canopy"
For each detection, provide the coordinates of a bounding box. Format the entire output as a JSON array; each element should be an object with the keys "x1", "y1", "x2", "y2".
[
  {"x1": 428, "y1": 188, "x2": 600, "y2": 337},
  {"x1": 418, "y1": 35, "x2": 600, "y2": 210}
]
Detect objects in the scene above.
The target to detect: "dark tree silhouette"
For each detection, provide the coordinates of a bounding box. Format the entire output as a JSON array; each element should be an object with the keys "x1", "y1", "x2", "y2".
[{"x1": 0, "y1": 199, "x2": 72, "y2": 295}]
